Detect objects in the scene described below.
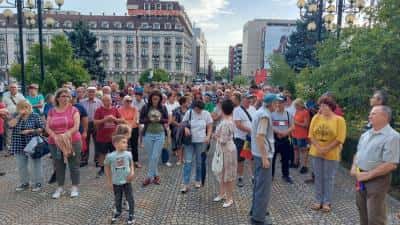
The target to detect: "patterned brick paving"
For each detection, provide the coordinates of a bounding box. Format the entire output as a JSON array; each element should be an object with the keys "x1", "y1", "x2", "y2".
[{"x1": 0, "y1": 146, "x2": 399, "y2": 225}]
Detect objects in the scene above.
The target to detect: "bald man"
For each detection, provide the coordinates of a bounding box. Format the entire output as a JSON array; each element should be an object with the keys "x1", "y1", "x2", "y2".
[
  {"x1": 94, "y1": 95, "x2": 124, "y2": 177},
  {"x1": 351, "y1": 105, "x2": 400, "y2": 225}
]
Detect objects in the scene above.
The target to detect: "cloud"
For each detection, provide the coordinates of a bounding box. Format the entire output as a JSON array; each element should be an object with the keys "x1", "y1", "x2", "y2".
[
  {"x1": 179, "y1": 0, "x2": 232, "y2": 31},
  {"x1": 271, "y1": 0, "x2": 298, "y2": 7}
]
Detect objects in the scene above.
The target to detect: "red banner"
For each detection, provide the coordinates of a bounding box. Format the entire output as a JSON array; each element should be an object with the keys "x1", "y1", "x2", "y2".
[{"x1": 255, "y1": 69, "x2": 267, "y2": 85}]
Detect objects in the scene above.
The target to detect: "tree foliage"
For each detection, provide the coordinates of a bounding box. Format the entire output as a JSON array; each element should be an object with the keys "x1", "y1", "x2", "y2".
[
  {"x1": 139, "y1": 69, "x2": 170, "y2": 84},
  {"x1": 66, "y1": 21, "x2": 106, "y2": 82},
  {"x1": 269, "y1": 53, "x2": 296, "y2": 95},
  {"x1": 10, "y1": 34, "x2": 90, "y2": 94},
  {"x1": 232, "y1": 75, "x2": 248, "y2": 86},
  {"x1": 285, "y1": 5, "x2": 328, "y2": 72}
]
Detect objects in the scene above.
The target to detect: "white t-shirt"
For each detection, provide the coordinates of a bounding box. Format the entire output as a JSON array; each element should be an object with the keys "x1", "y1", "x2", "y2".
[
  {"x1": 3, "y1": 92, "x2": 25, "y2": 114},
  {"x1": 285, "y1": 103, "x2": 296, "y2": 117},
  {"x1": 248, "y1": 105, "x2": 257, "y2": 118},
  {"x1": 182, "y1": 109, "x2": 213, "y2": 143},
  {"x1": 165, "y1": 101, "x2": 180, "y2": 115},
  {"x1": 233, "y1": 106, "x2": 253, "y2": 140}
]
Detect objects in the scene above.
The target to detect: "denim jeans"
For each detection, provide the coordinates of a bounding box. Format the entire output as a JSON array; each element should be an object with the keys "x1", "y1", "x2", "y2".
[
  {"x1": 251, "y1": 156, "x2": 272, "y2": 223},
  {"x1": 15, "y1": 153, "x2": 43, "y2": 185},
  {"x1": 113, "y1": 183, "x2": 135, "y2": 216},
  {"x1": 143, "y1": 132, "x2": 165, "y2": 178},
  {"x1": 311, "y1": 156, "x2": 338, "y2": 205},
  {"x1": 183, "y1": 142, "x2": 205, "y2": 185}
]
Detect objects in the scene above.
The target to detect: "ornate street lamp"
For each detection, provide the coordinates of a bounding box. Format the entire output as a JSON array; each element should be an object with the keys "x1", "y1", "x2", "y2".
[{"x1": 297, "y1": 0, "x2": 366, "y2": 40}]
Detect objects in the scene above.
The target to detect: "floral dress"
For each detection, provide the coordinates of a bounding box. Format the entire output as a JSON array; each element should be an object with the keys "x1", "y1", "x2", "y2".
[{"x1": 214, "y1": 119, "x2": 237, "y2": 183}]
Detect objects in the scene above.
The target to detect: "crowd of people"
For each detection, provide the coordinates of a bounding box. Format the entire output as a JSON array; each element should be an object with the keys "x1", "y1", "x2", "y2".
[{"x1": 0, "y1": 81, "x2": 398, "y2": 225}]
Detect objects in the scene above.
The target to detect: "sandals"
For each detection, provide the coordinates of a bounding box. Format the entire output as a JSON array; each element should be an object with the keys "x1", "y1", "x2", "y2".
[
  {"x1": 321, "y1": 204, "x2": 331, "y2": 213},
  {"x1": 310, "y1": 203, "x2": 322, "y2": 211}
]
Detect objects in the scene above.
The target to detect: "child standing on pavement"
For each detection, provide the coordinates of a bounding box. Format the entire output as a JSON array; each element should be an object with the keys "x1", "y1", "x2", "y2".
[{"x1": 105, "y1": 135, "x2": 135, "y2": 225}]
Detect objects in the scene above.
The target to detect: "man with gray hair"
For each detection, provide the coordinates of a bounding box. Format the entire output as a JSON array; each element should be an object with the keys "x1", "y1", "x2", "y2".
[
  {"x1": 250, "y1": 93, "x2": 278, "y2": 225},
  {"x1": 351, "y1": 105, "x2": 400, "y2": 225}
]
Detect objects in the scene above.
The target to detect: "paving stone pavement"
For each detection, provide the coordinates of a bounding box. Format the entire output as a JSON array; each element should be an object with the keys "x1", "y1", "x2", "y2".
[{"x1": 0, "y1": 146, "x2": 399, "y2": 225}]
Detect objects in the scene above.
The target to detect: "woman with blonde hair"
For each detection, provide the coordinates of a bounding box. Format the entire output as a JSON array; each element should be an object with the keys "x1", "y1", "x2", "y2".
[
  {"x1": 8, "y1": 100, "x2": 45, "y2": 192},
  {"x1": 292, "y1": 98, "x2": 311, "y2": 173},
  {"x1": 46, "y1": 88, "x2": 82, "y2": 199}
]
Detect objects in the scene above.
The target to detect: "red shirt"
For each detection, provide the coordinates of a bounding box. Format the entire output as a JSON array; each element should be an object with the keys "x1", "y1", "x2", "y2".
[
  {"x1": 94, "y1": 106, "x2": 121, "y2": 143},
  {"x1": 292, "y1": 109, "x2": 310, "y2": 139},
  {"x1": 0, "y1": 103, "x2": 5, "y2": 134}
]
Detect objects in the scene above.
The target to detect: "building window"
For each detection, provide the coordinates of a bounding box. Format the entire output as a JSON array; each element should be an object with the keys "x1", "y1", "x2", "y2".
[
  {"x1": 153, "y1": 23, "x2": 160, "y2": 30},
  {"x1": 141, "y1": 48, "x2": 148, "y2": 56},
  {"x1": 164, "y1": 23, "x2": 172, "y2": 29},
  {"x1": 176, "y1": 62, "x2": 182, "y2": 71},
  {"x1": 152, "y1": 36, "x2": 160, "y2": 44},
  {"x1": 64, "y1": 20, "x2": 72, "y2": 28},
  {"x1": 89, "y1": 21, "x2": 97, "y2": 29},
  {"x1": 101, "y1": 21, "x2": 109, "y2": 29},
  {"x1": 126, "y1": 35, "x2": 134, "y2": 44},
  {"x1": 156, "y1": 3, "x2": 161, "y2": 10},
  {"x1": 141, "y1": 36, "x2": 148, "y2": 44},
  {"x1": 114, "y1": 22, "x2": 122, "y2": 29},
  {"x1": 126, "y1": 23, "x2": 134, "y2": 29},
  {"x1": 144, "y1": 3, "x2": 150, "y2": 10},
  {"x1": 127, "y1": 60, "x2": 134, "y2": 69},
  {"x1": 167, "y1": 3, "x2": 173, "y2": 10},
  {"x1": 175, "y1": 37, "x2": 183, "y2": 45},
  {"x1": 153, "y1": 62, "x2": 159, "y2": 69},
  {"x1": 141, "y1": 60, "x2": 148, "y2": 69},
  {"x1": 141, "y1": 23, "x2": 149, "y2": 29},
  {"x1": 0, "y1": 56, "x2": 6, "y2": 66},
  {"x1": 164, "y1": 62, "x2": 171, "y2": 70},
  {"x1": 175, "y1": 24, "x2": 182, "y2": 30}
]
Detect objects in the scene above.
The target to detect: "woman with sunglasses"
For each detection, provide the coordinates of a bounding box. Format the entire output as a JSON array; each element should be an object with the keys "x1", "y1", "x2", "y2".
[
  {"x1": 46, "y1": 88, "x2": 82, "y2": 199},
  {"x1": 119, "y1": 95, "x2": 141, "y2": 168}
]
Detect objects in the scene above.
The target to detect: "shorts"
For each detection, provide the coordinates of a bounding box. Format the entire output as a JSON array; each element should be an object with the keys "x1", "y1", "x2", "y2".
[
  {"x1": 292, "y1": 138, "x2": 308, "y2": 149},
  {"x1": 234, "y1": 138, "x2": 246, "y2": 162},
  {"x1": 95, "y1": 142, "x2": 115, "y2": 154}
]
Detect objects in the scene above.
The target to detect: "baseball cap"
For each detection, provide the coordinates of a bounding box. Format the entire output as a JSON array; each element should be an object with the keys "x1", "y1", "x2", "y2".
[
  {"x1": 87, "y1": 86, "x2": 96, "y2": 91},
  {"x1": 244, "y1": 92, "x2": 255, "y2": 99},
  {"x1": 134, "y1": 87, "x2": 144, "y2": 94},
  {"x1": 263, "y1": 93, "x2": 279, "y2": 104},
  {"x1": 276, "y1": 94, "x2": 286, "y2": 102}
]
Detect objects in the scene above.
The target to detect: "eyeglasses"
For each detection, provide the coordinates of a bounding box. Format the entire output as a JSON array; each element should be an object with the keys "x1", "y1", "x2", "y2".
[{"x1": 59, "y1": 95, "x2": 70, "y2": 98}]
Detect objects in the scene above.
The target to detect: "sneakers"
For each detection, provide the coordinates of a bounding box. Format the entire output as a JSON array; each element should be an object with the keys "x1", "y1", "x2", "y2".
[
  {"x1": 52, "y1": 187, "x2": 65, "y2": 199},
  {"x1": 111, "y1": 212, "x2": 121, "y2": 224},
  {"x1": 31, "y1": 183, "x2": 42, "y2": 192},
  {"x1": 15, "y1": 183, "x2": 29, "y2": 192},
  {"x1": 300, "y1": 166, "x2": 308, "y2": 174},
  {"x1": 283, "y1": 176, "x2": 294, "y2": 184},
  {"x1": 70, "y1": 186, "x2": 79, "y2": 198},
  {"x1": 165, "y1": 162, "x2": 173, "y2": 167},
  {"x1": 213, "y1": 195, "x2": 225, "y2": 202},
  {"x1": 180, "y1": 185, "x2": 188, "y2": 194},
  {"x1": 194, "y1": 182, "x2": 201, "y2": 188},
  {"x1": 176, "y1": 161, "x2": 182, "y2": 166},
  {"x1": 127, "y1": 214, "x2": 135, "y2": 225},
  {"x1": 222, "y1": 199, "x2": 234, "y2": 208},
  {"x1": 237, "y1": 177, "x2": 244, "y2": 187}
]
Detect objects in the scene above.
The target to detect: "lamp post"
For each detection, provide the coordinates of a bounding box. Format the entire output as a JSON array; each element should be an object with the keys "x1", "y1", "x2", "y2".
[
  {"x1": 3, "y1": 8, "x2": 12, "y2": 85},
  {"x1": 0, "y1": 0, "x2": 64, "y2": 95},
  {"x1": 297, "y1": 0, "x2": 366, "y2": 39}
]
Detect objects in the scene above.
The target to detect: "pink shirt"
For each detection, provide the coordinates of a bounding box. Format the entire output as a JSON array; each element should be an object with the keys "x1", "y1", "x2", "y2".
[
  {"x1": 47, "y1": 105, "x2": 81, "y2": 144},
  {"x1": 0, "y1": 103, "x2": 5, "y2": 134}
]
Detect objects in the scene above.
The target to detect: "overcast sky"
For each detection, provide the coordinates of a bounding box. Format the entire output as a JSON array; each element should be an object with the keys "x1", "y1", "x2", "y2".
[{"x1": 60, "y1": 0, "x2": 300, "y2": 69}]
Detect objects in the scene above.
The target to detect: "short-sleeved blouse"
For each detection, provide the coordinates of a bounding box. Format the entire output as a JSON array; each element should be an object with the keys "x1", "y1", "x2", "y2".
[{"x1": 10, "y1": 113, "x2": 44, "y2": 154}]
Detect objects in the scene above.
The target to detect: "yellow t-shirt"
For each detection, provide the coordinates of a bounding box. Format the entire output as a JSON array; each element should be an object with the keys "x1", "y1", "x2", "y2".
[{"x1": 308, "y1": 114, "x2": 346, "y2": 161}]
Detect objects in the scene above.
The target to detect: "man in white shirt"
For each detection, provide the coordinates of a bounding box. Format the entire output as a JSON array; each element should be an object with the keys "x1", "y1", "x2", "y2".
[
  {"x1": 232, "y1": 92, "x2": 253, "y2": 187},
  {"x1": 2, "y1": 83, "x2": 25, "y2": 153}
]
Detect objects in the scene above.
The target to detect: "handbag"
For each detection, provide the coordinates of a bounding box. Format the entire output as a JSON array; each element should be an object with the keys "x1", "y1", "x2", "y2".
[
  {"x1": 182, "y1": 110, "x2": 192, "y2": 145},
  {"x1": 211, "y1": 143, "x2": 223, "y2": 173},
  {"x1": 24, "y1": 136, "x2": 50, "y2": 159},
  {"x1": 240, "y1": 141, "x2": 253, "y2": 160}
]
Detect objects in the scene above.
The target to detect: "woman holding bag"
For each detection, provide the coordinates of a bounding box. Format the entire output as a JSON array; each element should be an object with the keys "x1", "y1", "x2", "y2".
[
  {"x1": 212, "y1": 99, "x2": 237, "y2": 208},
  {"x1": 8, "y1": 100, "x2": 45, "y2": 192}
]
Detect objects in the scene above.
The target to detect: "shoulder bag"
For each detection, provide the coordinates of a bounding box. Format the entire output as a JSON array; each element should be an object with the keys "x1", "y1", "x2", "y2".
[{"x1": 182, "y1": 110, "x2": 193, "y2": 145}]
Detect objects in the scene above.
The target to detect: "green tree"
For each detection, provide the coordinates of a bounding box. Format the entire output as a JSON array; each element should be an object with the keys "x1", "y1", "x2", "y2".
[
  {"x1": 10, "y1": 34, "x2": 90, "y2": 94},
  {"x1": 285, "y1": 4, "x2": 328, "y2": 72},
  {"x1": 139, "y1": 69, "x2": 170, "y2": 84},
  {"x1": 219, "y1": 67, "x2": 229, "y2": 81},
  {"x1": 232, "y1": 75, "x2": 248, "y2": 86},
  {"x1": 66, "y1": 21, "x2": 106, "y2": 82},
  {"x1": 118, "y1": 77, "x2": 125, "y2": 90},
  {"x1": 268, "y1": 53, "x2": 296, "y2": 94}
]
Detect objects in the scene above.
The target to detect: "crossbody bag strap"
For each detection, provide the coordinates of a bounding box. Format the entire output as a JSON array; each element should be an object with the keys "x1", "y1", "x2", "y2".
[
  {"x1": 9, "y1": 95, "x2": 17, "y2": 106},
  {"x1": 240, "y1": 105, "x2": 252, "y2": 122}
]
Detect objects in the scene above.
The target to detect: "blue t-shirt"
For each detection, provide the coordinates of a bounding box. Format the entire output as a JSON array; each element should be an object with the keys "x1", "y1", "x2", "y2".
[
  {"x1": 104, "y1": 151, "x2": 133, "y2": 185},
  {"x1": 26, "y1": 94, "x2": 44, "y2": 114},
  {"x1": 74, "y1": 103, "x2": 88, "y2": 133}
]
